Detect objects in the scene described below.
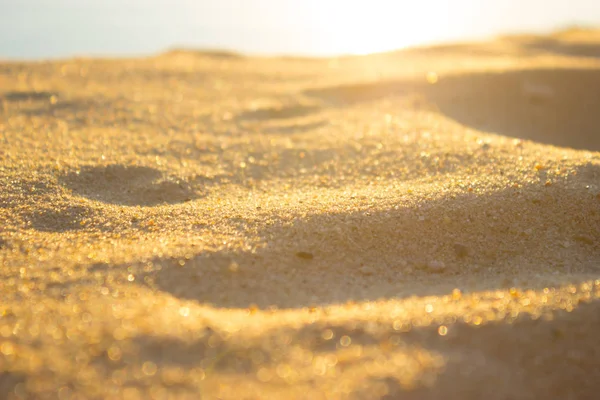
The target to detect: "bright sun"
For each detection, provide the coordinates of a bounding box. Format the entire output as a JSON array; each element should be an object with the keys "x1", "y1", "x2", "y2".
[{"x1": 308, "y1": 1, "x2": 452, "y2": 55}]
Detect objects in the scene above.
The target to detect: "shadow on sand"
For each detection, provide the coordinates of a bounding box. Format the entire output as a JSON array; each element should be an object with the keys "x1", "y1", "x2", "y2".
[
  {"x1": 517, "y1": 36, "x2": 600, "y2": 59},
  {"x1": 59, "y1": 165, "x2": 201, "y2": 207},
  {"x1": 114, "y1": 298, "x2": 600, "y2": 399},
  {"x1": 79, "y1": 163, "x2": 600, "y2": 309},
  {"x1": 306, "y1": 67, "x2": 600, "y2": 151},
  {"x1": 0, "y1": 89, "x2": 134, "y2": 129},
  {"x1": 63, "y1": 164, "x2": 598, "y2": 398},
  {"x1": 59, "y1": 162, "x2": 599, "y2": 397}
]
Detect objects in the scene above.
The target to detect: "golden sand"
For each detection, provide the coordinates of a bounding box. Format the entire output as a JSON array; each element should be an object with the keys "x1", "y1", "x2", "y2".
[{"x1": 1, "y1": 31, "x2": 600, "y2": 399}]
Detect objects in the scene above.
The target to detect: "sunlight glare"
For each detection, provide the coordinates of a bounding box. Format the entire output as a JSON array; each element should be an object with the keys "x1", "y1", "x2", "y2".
[{"x1": 308, "y1": 0, "x2": 452, "y2": 55}]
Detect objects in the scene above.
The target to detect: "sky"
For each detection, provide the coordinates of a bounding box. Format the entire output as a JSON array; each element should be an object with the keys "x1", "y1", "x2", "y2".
[{"x1": 1, "y1": 0, "x2": 599, "y2": 59}]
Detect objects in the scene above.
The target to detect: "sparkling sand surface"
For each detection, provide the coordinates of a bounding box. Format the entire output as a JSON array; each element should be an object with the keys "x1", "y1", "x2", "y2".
[{"x1": 1, "y1": 30, "x2": 600, "y2": 399}]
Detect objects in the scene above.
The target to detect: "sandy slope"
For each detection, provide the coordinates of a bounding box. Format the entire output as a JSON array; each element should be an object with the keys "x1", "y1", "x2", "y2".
[{"x1": 1, "y1": 30, "x2": 600, "y2": 399}]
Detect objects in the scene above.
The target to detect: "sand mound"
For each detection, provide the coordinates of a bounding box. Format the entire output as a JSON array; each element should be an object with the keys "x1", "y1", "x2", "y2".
[{"x1": 306, "y1": 68, "x2": 600, "y2": 150}]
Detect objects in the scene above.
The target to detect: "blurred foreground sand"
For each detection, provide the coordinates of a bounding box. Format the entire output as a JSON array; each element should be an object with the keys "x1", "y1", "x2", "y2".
[{"x1": 1, "y1": 29, "x2": 600, "y2": 399}]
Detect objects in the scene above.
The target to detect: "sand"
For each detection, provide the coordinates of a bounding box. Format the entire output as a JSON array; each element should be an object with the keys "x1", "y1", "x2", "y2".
[{"x1": 1, "y1": 29, "x2": 600, "y2": 399}]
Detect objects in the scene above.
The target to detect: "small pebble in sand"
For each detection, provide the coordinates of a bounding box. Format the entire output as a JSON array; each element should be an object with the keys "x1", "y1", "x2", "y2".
[
  {"x1": 522, "y1": 82, "x2": 554, "y2": 102},
  {"x1": 573, "y1": 234, "x2": 594, "y2": 245},
  {"x1": 427, "y1": 260, "x2": 446, "y2": 273},
  {"x1": 359, "y1": 266, "x2": 375, "y2": 276},
  {"x1": 296, "y1": 251, "x2": 314, "y2": 260},
  {"x1": 228, "y1": 262, "x2": 239, "y2": 273},
  {"x1": 453, "y1": 243, "x2": 469, "y2": 258}
]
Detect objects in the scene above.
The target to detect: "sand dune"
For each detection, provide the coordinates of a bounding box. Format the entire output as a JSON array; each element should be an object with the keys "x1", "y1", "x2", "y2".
[{"x1": 1, "y1": 32, "x2": 600, "y2": 399}]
